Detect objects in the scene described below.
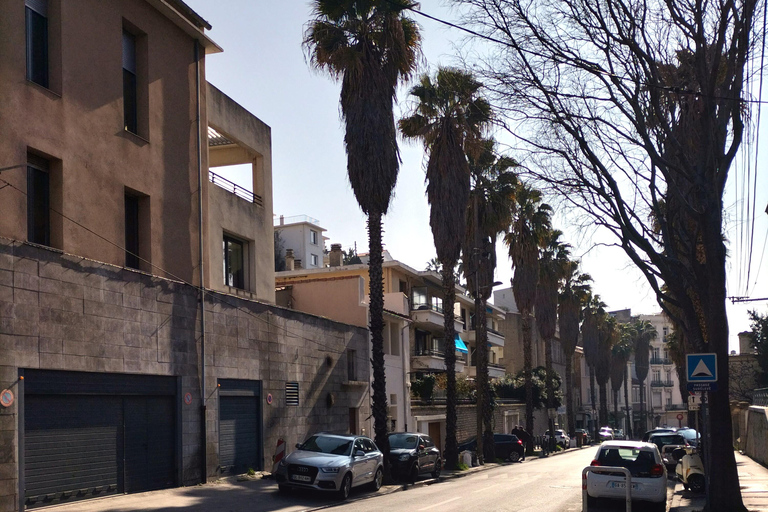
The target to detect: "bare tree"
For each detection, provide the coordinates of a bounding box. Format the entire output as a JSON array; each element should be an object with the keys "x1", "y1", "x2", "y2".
[{"x1": 459, "y1": 0, "x2": 757, "y2": 508}]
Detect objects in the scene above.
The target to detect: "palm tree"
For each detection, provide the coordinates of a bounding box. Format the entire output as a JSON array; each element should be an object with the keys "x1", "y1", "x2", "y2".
[
  {"x1": 618, "y1": 323, "x2": 636, "y2": 438},
  {"x1": 504, "y1": 183, "x2": 552, "y2": 453},
  {"x1": 631, "y1": 319, "x2": 657, "y2": 433},
  {"x1": 558, "y1": 262, "x2": 592, "y2": 438},
  {"x1": 595, "y1": 308, "x2": 615, "y2": 428},
  {"x1": 611, "y1": 327, "x2": 633, "y2": 432},
  {"x1": 464, "y1": 139, "x2": 518, "y2": 463},
  {"x1": 582, "y1": 294, "x2": 606, "y2": 440},
  {"x1": 304, "y1": 0, "x2": 421, "y2": 468},
  {"x1": 535, "y1": 229, "x2": 570, "y2": 450},
  {"x1": 400, "y1": 67, "x2": 491, "y2": 468}
]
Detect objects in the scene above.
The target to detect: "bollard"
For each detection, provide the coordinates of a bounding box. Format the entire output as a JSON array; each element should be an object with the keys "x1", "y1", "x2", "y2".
[{"x1": 582, "y1": 466, "x2": 632, "y2": 512}]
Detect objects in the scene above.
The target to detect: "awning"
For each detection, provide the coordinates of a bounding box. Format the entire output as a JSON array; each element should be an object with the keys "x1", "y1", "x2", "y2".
[{"x1": 454, "y1": 335, "x2": 468, "y2": 354}]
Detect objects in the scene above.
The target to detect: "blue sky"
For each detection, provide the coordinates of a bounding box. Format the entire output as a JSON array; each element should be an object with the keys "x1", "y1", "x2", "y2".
[{"x1": 187, "y1": 1, "x2": 767, "y2": 352}]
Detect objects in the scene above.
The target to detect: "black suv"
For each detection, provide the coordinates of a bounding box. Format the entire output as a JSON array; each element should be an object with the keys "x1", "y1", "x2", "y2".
[
  {"x1": 387, "y1": 432, "x2": 441, "y2": 482},
  {"x1": 457, "y1": 433, "x2": 525, "y2": 462}
]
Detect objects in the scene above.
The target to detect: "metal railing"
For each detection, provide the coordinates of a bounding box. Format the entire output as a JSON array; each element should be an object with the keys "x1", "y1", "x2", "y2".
[
  {"x1": 650, "y1": 357, "x2": 672, "y2": 365},
  {"x1": 650, "y1": 380, "x2": 674, "y2": 387},
  {"x1": 274, "y1": 214, "x2": 320, "y2": 226},
  {"x1": 582, "y1": 466, "x2": 632, "y2": 512},
  {"x1": 754, "y1": 388, "x2": 768, "y2": 406},
  {"x1": 209, "y1": 171, "x2": 263, "y2": 206},
  {"x1": 666, "y1": 403, "x2": 687, "y2": 410}
]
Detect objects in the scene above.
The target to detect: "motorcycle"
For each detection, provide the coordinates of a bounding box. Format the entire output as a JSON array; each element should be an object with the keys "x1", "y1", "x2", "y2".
[{"x1": 673, "y1": 447, "x2": 705, "y2": 493}]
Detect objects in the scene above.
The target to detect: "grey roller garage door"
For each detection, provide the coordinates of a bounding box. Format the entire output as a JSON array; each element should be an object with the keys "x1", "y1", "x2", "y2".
[
  {"x1": 22, "y1": 370, "x2": 178, "y2": 509},
  {"x1": 218, "y1": 379, "x2": 262, "y2": 475}
]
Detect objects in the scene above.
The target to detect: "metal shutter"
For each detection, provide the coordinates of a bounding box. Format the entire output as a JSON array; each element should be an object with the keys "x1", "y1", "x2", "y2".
[{"x1": 219, "y1": 395, "x2": 259, "y2": 474}]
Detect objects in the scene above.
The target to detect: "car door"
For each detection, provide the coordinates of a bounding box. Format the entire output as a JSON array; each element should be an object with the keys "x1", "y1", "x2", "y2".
[
  {"x1": 422, "y1": 436, "x2": 437, "y2": 472},
  {"x1": 361, "y1": 438, "x2": 380, "y2": 481},
  {"x1": 350, "y1": 439, "x2": 369, "y2": 486}
]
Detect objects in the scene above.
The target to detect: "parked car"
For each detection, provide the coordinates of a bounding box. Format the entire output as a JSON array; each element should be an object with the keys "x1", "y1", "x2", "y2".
[
  {"x1": 584, "y1": 440, "x2": 667, "y2": 512},
  {"x1": 598, "y1": 426, "x2": 614, "y2": 442},
  {"x1": 613, "y1": 429, "x2": 626, "y2": 440},
  {"x1": 641, "y1": 427, "x2": 677, "y2": 442},
  {"x1": 575, "y1": 428, "x2": 592, "y2": 445},
  {"x1": 647, "y1": 432, "x2": 689, "y2": 469},
  {"x1": 456, "y1": 433, "x2": 525, "y2": 462},
  {"x1": 543, "y1": 429, "x2": 570, "y2": 447},
  {"x1": 677, "y1": 428, "x2": 701, "y2": 447},
  {"x1": 387, "y1": 432, "x2": 441, "y2": 482},
  {"x1": 275, "y1": 433, "x2": 383, "y2": 499}
]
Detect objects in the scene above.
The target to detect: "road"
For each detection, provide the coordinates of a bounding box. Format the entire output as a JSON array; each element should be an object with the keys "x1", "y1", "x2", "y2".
[{"x1": 52, "y1": 447, "x2": 674, "y2": 512}]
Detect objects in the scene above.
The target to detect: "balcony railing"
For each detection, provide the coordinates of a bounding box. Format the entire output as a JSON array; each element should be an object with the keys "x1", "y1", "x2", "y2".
[
  {"x1": 650, "y1": 357, "x2": 672, "y2": 365},
  {"x1": 666, "y1": 403, "x2": 687, "y2": 410},
  {"x1": 754, "y1": 388, "x2": 768, "y2": 406},
  {"x1": 413, "y1": 346, "x2": 445, "y2": 358},
  {"x1": 209, "y1": 171, "x2": 263, "y2": 206},
  {"x1": 650, "y1": 380, "x2": 675, "y2": 387}
]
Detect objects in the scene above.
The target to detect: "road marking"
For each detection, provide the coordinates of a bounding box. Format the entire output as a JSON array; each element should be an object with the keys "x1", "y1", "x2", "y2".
[
  {"x1": 418, "y1": 497, "x2": 461, "y2": 511},
  {"x1": 472, "y1": 483, "x2": 501, "y2": 493}
]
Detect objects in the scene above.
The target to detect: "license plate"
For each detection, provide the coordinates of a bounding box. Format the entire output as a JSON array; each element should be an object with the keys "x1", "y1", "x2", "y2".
[
  {"x1": 291, "y1": 474, "x2": 312, "y2": 482},
  {"x1": 610, "y1": 481, "x2": 638, "y2": 489}
]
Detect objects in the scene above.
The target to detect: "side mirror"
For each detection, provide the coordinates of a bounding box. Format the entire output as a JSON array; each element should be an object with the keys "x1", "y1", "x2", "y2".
[
  {"x1": 295, "y1": 443, "x2": 302, "y2": 449},
  {"x1": 354, "y1": 450, "x2": 365, "y2": 458},
  {"x1": 419, "y1": 445, "x2": 425, "y2": 451}
]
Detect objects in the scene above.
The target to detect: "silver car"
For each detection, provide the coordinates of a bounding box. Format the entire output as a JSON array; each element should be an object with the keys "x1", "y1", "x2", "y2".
[{"x1": 275, "y1": 433, "x2": 384, "y2": 499}]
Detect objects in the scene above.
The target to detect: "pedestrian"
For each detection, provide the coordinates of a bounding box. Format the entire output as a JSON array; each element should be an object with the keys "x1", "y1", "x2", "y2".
[{"x1": 514, "y1": 425, "x2": 530, "y2": 461}]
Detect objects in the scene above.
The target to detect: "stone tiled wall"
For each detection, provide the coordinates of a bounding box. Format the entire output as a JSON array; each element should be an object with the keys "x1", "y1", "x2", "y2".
[
  {"x1": 0, "y1": 239, "x2": 370, "y2": 510},
  {"x1": 411, "y1": 402, "x2": 525, "y2": 443}
]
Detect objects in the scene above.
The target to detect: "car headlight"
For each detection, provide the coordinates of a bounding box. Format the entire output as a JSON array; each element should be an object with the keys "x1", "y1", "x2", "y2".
[
  {"x1": 320, "y1": 467, "x2": 341, "y2": 473},
  {"x1": 399, "y1": 453, "x2": 410, "y2": 461},
  {"x1": 278, "y1": 458, "x2": 287, "y2": 467}
]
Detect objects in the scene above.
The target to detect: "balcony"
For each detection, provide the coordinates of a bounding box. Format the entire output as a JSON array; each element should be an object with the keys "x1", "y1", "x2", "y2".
[
  {"x1": 466, "y1": 363, "x2": 506, "y2": 379},
  {"x1": 209, "y1": 170, "x2": 263, "y2": 207},
  {"x1": 384, "y1": 292, "x2": 410, "y2": 316},
  {"x1": 411, "y1": 342, "x2": 466, "y2": 373},
  {"x1": 650, "y1": 380, "x2": 675, "y2": 387},
  {"x1": 463, "y1": 326, "x2": 505, "y2": 347},
  {"x1": 650, "y1": 357, "x2": 672, "y2": 365},
  {"x1": 411, "y1": 303, "x2": 464, "y2": 333},
  {"x1": 665, "y1": 403, "x2": 687, "y2": 411}
]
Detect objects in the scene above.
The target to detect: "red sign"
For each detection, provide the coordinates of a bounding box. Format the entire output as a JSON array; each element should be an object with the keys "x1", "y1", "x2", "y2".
[
  {"x1": 184, "y1": 392, "x2": 192, "y2": 405},
  {"x1": 266, "y1": 393, "x2": 273, "y2": 405},
  {"x1": 676, "y1": 413, "x2": 684, "y2": 421},
  {"x1": 0, "y1": 389, "x2": 14, "y2": 408}
]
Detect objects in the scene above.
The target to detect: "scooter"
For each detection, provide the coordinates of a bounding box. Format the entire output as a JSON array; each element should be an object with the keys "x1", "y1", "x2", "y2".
[{"x1": 673, "y1": 447, "x2": 705, "y2": 493}]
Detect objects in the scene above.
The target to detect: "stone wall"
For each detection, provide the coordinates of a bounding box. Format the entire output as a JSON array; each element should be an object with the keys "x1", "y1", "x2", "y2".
[
  {"x1": 411, "y1": 402, "x2": 525, "y2": 442},
  {"x1": 0, "y1": 239, "x2": 370, "y2": 511}
]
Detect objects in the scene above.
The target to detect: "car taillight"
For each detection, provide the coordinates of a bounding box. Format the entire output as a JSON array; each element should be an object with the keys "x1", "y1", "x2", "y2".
[
  {"x1": 650, "y1": 464, "x2": 664, "y2": 477},
  {"x1": 590, "y1": 460, "x2": 600, "y2": 466},
  {"x1": 517, "y1": 440, "x2": 523, "y2": 445}
]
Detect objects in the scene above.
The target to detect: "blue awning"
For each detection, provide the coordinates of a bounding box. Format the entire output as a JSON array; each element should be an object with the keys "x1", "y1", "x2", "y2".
[{"x1": 454, "y1": 335, "x2": 468, "y2": 354}]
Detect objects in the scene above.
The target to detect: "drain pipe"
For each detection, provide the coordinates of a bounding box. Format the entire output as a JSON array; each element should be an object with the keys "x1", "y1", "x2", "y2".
[{"x1": 194, "y1": 39, "x2": 207, "y2": 484}]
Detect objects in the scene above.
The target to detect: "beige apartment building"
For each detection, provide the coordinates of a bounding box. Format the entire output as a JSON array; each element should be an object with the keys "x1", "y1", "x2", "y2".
[
  {"x1": 276, "y1": 242, "x2": 510, "y2": 449},
  {"x1": 0, "y1": 2, "x2": 368, "y2": 510}
]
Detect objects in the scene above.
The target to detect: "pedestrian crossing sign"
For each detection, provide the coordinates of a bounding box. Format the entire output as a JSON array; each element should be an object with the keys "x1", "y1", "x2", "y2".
[{"x1": 687, "y1": 353, "x2": 717, "y2": 383}]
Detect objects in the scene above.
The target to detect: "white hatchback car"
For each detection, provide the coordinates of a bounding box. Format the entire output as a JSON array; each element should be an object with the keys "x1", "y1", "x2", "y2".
[{"x1": 585, "y1": 441, "x2": 667, "y2": 511}]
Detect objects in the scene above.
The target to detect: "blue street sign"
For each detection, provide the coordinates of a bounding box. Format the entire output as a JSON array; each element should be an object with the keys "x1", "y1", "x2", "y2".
[{"x1": 687, "y1": 353, "x2": 717, "y2": 383}]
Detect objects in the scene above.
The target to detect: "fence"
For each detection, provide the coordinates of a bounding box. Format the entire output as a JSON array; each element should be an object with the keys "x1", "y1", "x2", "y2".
[{"x1": 755, "y1": 388, "x2": 768, "y2": 406}]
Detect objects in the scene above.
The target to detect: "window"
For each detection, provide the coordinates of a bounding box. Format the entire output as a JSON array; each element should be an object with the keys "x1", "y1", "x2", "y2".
[
  {"x1": 26, "y1": 0, "x2": 49, "y2": 87},
  {"x1": 123, "y1": 30, "x2": 138, "y2": 133},
  {"x1": 412, "y1": 287, "x2": 427, "y2": 309},
  {"x1": 125, "y1": 194, "x2": 140, "y2": 269},
  {"x1": 310, "y1": 229, "x2": 318, "y2": 245},
  {"x1": 27, "y1": 153, "x2": 50, "y2": 246},
  {"x1": 347, "y1": 349, "x2": 357, "y2": 381},
  {"x1": 653, "y1": 370, "x2": 661, "y2": 382},
  {"x1": 310, "y1": 253, "x2": 318, "y2": 267},
  {"x1": 285, "y1": 382, "x2": 299, "y2": 406},
  {"x1": 223, "y1": 235, "x2": 245, "y2": 289}
]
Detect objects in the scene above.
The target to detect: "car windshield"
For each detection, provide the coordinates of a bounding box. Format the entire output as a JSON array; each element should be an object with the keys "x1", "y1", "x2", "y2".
[
  {"x1": 389, "y1": 434, "x2": 418, "y2": 449},
  {"x1": 679, "y1": 429, "x2": 699, "y2": 441},
  {"x1": 649, "y1": 435, "x2": 683, "y2": 447},
  {"x1": 299, "y1": 435, "x2": 353, "y2": 455},
  {"x1": 598, "y1": 447, "x2": 658, "y2": 477}
]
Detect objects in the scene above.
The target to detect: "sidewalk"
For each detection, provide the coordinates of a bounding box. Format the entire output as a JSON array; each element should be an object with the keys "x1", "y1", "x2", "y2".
[{"x1": 670, "y1": 451, "x2": 768, "y2": 512}]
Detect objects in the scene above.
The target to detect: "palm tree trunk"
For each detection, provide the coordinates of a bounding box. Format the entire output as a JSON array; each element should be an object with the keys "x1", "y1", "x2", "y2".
[
  {"x1": 565, "y1": 352, "x2": 575, "y2": 438},
  {"x1": 522, "y1": 309, "x2": 534, "y2": 455},
  {"x1": 544, "y1": 336, "x2": 556, "y2": 452},
  {"x1": 476, "y1": 294, "x2": 494, "y2": 463},
  {"x1": 639, "y1": 378, "x2": 645, "y2": 434},
  {"x1": 442, "y1": 261, "x2": 459, "y2": 469},
  {"x1": 367, "y1": 212, "x2": 390, "y2": 475},
  {"x1": 599, "y1": 382, "x2": 608, "y2": 427},
  {"x1": 613, "y1": 389, "x2": 618, "y2": 429},
  {"x1": 589, "y1": 367, "x2": 598, "y2": 441},
  {"x1": 623, "y1": 366, "x2": 632, "y2": 439}
]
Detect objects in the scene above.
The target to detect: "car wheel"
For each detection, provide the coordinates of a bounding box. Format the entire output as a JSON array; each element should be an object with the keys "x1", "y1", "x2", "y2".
[
  {"x1": 508, "y1": 451, "x2": 521, "y2": 462},
  {"x1": 338, "y1": 473, "x2": 352, "y2": 500},
  {"x1": 409, "y1": 463, "x2": 419, "y2": 483},
  {"x1": 431, "y1": 459, "x2": 441, "y2": 478},
  {"x1": 370, "y1": 467, "x2": 383, "y2": 491},
  {"x1": 688, "y1": 474, "x2": 705, "y2": 493}
]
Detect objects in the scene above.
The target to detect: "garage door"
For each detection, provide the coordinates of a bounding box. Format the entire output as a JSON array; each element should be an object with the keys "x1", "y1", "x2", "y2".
[
  {"x1": 218, "y1": 379, "x2": 262, "y2": 475},
  {"x1": 22, "y1": 370, "x2": 178, "y2": 508}
]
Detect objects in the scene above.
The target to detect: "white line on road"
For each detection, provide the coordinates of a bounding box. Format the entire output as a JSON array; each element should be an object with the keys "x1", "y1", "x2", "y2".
[{"x1": 418, "y1": 496, "x2": 461, "y2": 511}]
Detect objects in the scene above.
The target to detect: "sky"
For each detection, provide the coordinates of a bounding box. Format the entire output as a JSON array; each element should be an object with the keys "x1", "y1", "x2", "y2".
[{"x1": 185, "y1": 1, "x2": 768, "y2": 353}]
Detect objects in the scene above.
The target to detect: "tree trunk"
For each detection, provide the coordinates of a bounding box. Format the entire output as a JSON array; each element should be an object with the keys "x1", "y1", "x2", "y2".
[
  {"x1": 589, "y1": 367, "x2": 597, "y2": 441},
  {"x1": 367, "y1": 211, "x2": 389, "y2": 475},
  {"x1": 476, "y1": 295, "x2": 494, "y2": 463},
  {"x1": 522, "y1": 310, "x2": 534, "y2": 454},
  {"x1": 599, "y1": 382, "x2": 608, "y2": 427},
  {"x1": 623, "y1": 367, "x2": 632, "y2": 439},
  {"x1": 565, "y1": 352, "x2": 575, "y2": 438},
  {"x1": 442, "y1": 262, "x2": 459, "y2": 469},
  {"x1": 613, "y1": 389, "x2": 618, "y2": 429},
  {"x1": 639, "y1": 378, "x2": 645, "y2": 435},
  {"x1": 544, "y1": 336, "x2": 556, "y2": 452}
]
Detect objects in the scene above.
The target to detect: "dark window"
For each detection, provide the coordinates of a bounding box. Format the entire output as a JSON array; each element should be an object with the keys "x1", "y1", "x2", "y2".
[
  {"x1": 347, "y1": 349, "x2": 356, "y2": 381},
  {"x1": 27, "y1": 154, "x2": 50, "y2": 246},
  {"x1": 285, "y1": 382, "x2": 299, "y2": 406},
  {"x1": 125, "y1": 194, "x2": 140, "y2": 269},
  {"x1": 310, "y1": 229, "x2": 318, "y2": 245},
  {"x1": 25, "y1": 0, "x2": 49, "y2": 87},
  {"x1": 223, "y1": 235, "x2": 245, "y2": 289},
  {"x1": 123, "y1": 30, "x2": 138, "y2": 134}
]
